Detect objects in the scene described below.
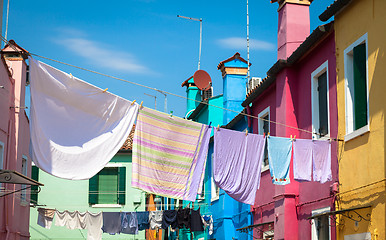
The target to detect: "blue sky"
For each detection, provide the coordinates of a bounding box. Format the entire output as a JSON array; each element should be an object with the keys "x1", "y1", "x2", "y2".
[{"x1": 5, "y1": 0, "x2": 332, "y2": 118}]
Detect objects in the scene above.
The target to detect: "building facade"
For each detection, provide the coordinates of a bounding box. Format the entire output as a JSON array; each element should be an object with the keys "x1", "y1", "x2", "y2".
[
  {"x1": 0, "y1": 41, "x2": 33, "y2": 240},
  {"x1": 242, "y1": 1, "x2": 339, "y2": 239},
  {"x1": 29, "y1": 134, "x2": 147, "y2": 240},
  {"x1": 320, "y1": 0, "x2": 386, "y2": 239}
]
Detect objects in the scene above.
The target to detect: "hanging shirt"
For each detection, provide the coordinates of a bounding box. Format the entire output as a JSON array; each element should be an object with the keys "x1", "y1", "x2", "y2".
[
  {"x1": 202, "y1": 215, "x2": 213, "y2": 235},
  {"x1": 136, "y1": 211, "x2": 150, "y2": 230},
  {"x1": 149, "y1": 211, "x2": 163, "y2": 230},
  {"x1": 86, "y1": 212, "x2": 103, "y2": 240},
  {"x1": 267, "y1": 136, "x2": 292, "y2": 185},
  {"x1": 102, "y1": 212, "x2": 121, "y2": 235},
  {"x1": 54, "y1": 210, "x2": 87, "y2": 230},
  {"x1": 37, "y1": 208, "x2": 55, "y2": 229},
  {"x1": 161, "y1": 210, "x2": 178, "y2": 229},
  {"x1": 190, "y1": 208, "x2": 204, "y2": 232},
  {"x1": 132, "y1": 107, "x2": 211, "y2": 201},
  {"x1": 29, "y1": 57, "x2": 138, "y2": 180},
  {"x1": 293, "y1": 139, "x2": 332, "y2": 183},
  {"x1": 121, "y1": 212, "x2": 138, "y2": 234},
  {"x1": 176, "y1": 207, "x2": 191, "y2": 229},
  {"x1": 213, "y1": 128, "x2": 265, "y2": 205}
]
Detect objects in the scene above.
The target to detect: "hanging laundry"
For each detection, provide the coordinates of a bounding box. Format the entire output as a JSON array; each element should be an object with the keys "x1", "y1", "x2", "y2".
[
  {"x1": 37, "y1": 208, "x2": 55, "y2": 229},
  {"x1": 267, "y1": 136, "x2": 292, "y2": 185},
  {"x1": 177, "y1": 207, "x2": 191, "y2": 229},
  {"x1": 132, "y1": 107, "x2": 211, "y2": 201},
  {"x1": 312, "y1": 140, "x2": 332, "y2": 183},
  {"x1": 161, "y1": 209, "x2": 178, "y2": 229},
  {"x1": 102, "y1": 212, "x2": 121, "y2": 235},
  {"x1": 201, "y1": 215, "x2": 213, "y2": 235},
  {"x1": 293, "y1": 139, "x2": 313, "y2": 181},
  {"x1": 136, "y1": 211, "x2": 150, "y2": 230},
  {"x1": 121, "y1": 212, "x2": 138, "y2": 234},
  {"x1": 190, "y1": 208, "x2": 204, "y2": 232},
  {"x1": 86, "y1": 212, "x2": 103, "y2": 240},
  {"x1": 149, "y1": 211, "x2": 163, "y2": 230},
  {"x1": 213, "y1": 128, "x2": 265, "y2": 205},
  {"x1": 293, "y1": 139, "x2": 332, "y2": 183},
  {"x1": 54, "y1": 210, "x2": 102, "y2": 240},
  {"x1": 29, "y1": 57, "x2": 138, "y2": 180}
]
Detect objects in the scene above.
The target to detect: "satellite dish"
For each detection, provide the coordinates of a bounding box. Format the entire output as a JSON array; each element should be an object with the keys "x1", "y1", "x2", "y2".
[{"x1": 193, "y1": 70, "x2": 212, "y2": 91}]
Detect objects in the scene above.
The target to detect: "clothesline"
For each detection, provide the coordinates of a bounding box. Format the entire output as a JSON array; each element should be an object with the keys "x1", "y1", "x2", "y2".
[{"x1": 0, "y1": 36, "x2": 343, "y2": 142}]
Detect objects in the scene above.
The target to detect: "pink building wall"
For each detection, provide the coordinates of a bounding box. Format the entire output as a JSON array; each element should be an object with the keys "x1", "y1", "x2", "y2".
[
  {"x1": 250, "y1": 2, "x2": 338, "y2": 240},
  {"x1": 0, "y1": 43, "x2": 32, "y2": 240}
]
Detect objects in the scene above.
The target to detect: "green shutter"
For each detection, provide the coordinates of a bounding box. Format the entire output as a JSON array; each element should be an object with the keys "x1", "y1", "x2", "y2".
[
  {"x1": 89, "y1": 173, "x2": 99, "y2": 205},
  {"x1": 318, "y1": 72, "x2": 329, "y2": 136},
  {"x1": 98, "y1": 168, "x2": 118, "y2": 204},
  {"x1": 353, "y1": 43, "x2": 367, "y2": 130},
  {"x1": 118, "y1": 167, "x2": 126, "y2": 205},
  {"x1": 30, "y1": 166, "x2": 39, "y2": 203}
]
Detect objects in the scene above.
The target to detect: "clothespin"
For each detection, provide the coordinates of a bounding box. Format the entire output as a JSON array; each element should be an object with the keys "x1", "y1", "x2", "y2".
[
  {"x1": 294, "y1": 135, "x2": 296, "y2": 141},
  {"x1": 131, "y1": 100, "x2": 136, "y2": 106},
  {"x1": 290, "y1": 135, "x2": 293, "y2": 141},
  {"x1": 140, "y1": 101, "x2": 143, "y2": 108},
  {"x1": 102, "y1": 88, "x2": 108, "y2": 93},
  {"x1": 216, "y1": 125, "x2": 220, "y2": 131},
  {"x1": 69, "y1": 73, "x2": 73, "y2": 78},
  {"x1": 245, "y1": 129, "x2": 248, "y2": 136},
  {"x1": 263, "y1": 132, "x2": 266, "y2": 137},
  {"x1": 208, "y1": 122, "x2": 212, "y2": 128},
  {"x1": 170, "y1": 111, "x2": 173, "y2": 118},
  {"x1": 268, "y1": 132, "x2": 270, "y2": 137}
]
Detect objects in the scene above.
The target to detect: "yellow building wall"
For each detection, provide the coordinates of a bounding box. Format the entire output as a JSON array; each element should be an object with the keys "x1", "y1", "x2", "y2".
[{"x1": 335, "y1": 0, "x2": 386, "y2": 239}]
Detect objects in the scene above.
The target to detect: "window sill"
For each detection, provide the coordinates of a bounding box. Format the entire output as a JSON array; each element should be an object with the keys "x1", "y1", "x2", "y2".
[
  {"x1": 261, "y1": 165, "x2": 269, "y2": 173},
  {"x1": 345, "y1": 125, "x2": 370, "y2": 142},
  {"x1": 91, "y1": 204, "x2": 123, "y2": 208}
]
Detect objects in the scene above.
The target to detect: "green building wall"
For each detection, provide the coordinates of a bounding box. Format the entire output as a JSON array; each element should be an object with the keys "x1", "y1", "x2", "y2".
[{"x1": 29, "y1": 152, "x2": 146, "y2": 240}]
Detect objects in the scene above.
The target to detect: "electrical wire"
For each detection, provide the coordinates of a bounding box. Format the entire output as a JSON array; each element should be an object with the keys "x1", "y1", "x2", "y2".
[{"x1": 0, "y1": 36, "x2": 343, "y2": 141}]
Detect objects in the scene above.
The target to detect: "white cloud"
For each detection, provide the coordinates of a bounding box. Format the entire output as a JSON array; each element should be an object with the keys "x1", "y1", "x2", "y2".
[
  {"x1": 55, "y1": 34, "x2": 149, "y2": 74},
  {"x1": 217, "y1": 37, "x2": 275, "y2": 51}
]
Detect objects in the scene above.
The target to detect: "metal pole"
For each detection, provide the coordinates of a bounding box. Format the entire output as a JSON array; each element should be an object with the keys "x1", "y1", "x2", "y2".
[
  {"x1": 144, "y1": 93, "x2": 157, "y2": 110},
  {"x1": 5, "y1": 0, "x2": 9, "y2": 41},
  {"x1": 177, "y1": 15, "x2": 203, "y2": 70},
  {"x1": 246, "y1": 0, "x2": 250, "y2": 93},
  {"x1": 156, "y1": 90, "x2": 167, "y2": 113},
  {"x1": 198, "y1": 19, "x2": 202, "y2": 70}
]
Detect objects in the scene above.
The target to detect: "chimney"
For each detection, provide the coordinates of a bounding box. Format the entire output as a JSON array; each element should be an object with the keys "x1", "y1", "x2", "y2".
[
  {"x1": 217, "y1": 53, "x2": 249, "y2": 124},
  {"x1": 273, "y1": 0, "x2": 312, "y2": 59},
  {"x1": 181, "y1": 76, "x2": 201, "y2": 117}
]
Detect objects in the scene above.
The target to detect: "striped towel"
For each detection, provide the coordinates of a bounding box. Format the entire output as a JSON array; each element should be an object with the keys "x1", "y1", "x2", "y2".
[{"x1": 132, "y1": 107, "x2": 211, "y2": 201}]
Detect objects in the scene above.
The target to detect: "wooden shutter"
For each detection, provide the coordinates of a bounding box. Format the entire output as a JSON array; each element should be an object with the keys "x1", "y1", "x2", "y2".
[
  {"x1": 318, "y1": 72, "x2": 328, "y2": 136},
  {"x1": 88, "y1": 173, "x2": 99, "y2": 205},
  {"x1": 353, "y1": 43, "x2": 367, "y2": 130},
  {"x1": 98, "y1": 168, "x2": 118, "y2": 204},
  {"x1": 31, "y1": 166, "x2": 39, "y2": 203},
  {"x1": 118, "y1": 167, "x2": 126, "y2": 205}
]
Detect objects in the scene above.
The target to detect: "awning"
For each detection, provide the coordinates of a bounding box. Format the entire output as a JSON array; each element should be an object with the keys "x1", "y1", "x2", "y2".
[
  {"x1": 308, "y1": 205, "x2": 371, "y2": 225},
  {"x1": 0, "y1": 170, "x2": 44, "y2": 198},
  {"x1": 0, "y1": 170, "x2": 43, "y2": 186}
]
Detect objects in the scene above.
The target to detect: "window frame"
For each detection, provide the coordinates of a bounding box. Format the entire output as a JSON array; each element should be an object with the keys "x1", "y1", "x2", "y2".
[
  {"x1": 311, "y1": 207, "x2": 331, "y2": 240},
  {"x1": 311, "y1": 60, "x2": 330, "y2": 140},
  {"x1": 210, "y1": 153, "x2": 219, "y2": 202},
  {"x1": 20, "y1": 155, "x2": 28, "y2": 203},
  {"x1": 344, "y1": 33, "x2": 370, "y2": 142},
  {"x1": 258, "y1": 107, "x2": 270, "y2": 172},
  {"x1": 89, "y1": 164, "x2": 126, "y2": 208},
  {"x1": 0, "y1": 142, "x2": 4, "y2": 190}
]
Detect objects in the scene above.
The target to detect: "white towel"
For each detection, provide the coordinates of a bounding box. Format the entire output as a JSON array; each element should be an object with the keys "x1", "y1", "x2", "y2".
[{"x1": 29, "y1": 57, "x2": 138, "y2": 180}]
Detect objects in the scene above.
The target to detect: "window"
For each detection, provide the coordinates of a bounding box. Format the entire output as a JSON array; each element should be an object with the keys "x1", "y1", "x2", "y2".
[
  {"x1": 89, "y1": 167, "x2": 126, "y2": 206},
  {"x1": 30, "y1": 165, "x2": 39, "y2": 204},
  {"x1": 311, "y1": 61, "x2": 330, "y2": 139},
  {"x1": 210, "y1": 153, "x2": 219, "y2": 202},
  {"x1": 258, "y1": 107, "x2": 270, "y2": 170},
  {"x1": 21, "y1": 155, "x2": 28, "y2": 202},
  {"x1": 344, "y1": 34, "x2": 369, "y2": 141},
  {"x1": 311, "y1": 207, "x2": 331, "y2": 240}
]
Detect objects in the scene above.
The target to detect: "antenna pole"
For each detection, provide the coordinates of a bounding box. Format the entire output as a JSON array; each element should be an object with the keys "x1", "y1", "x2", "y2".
[
  {"x1": 246, "y1": 0, "x2": 250, "y2": 93},
  {"x1": 177, "y1": 15, "x2": 203, "y2": 70}
]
